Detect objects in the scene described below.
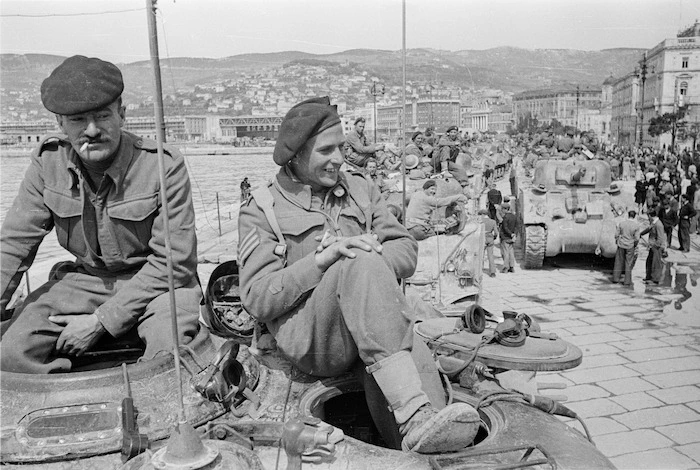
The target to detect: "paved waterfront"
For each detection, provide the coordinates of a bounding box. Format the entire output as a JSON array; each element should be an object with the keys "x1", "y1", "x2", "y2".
[
  {"x1": 475, "y1": 199, "x2": 700, "y2": 468},
  {"x1": 478, "y1": 236, "x2": 700, "y2": 469}
]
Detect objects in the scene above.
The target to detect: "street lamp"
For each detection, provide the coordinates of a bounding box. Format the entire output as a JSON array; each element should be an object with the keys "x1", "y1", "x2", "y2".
[
  {"x1": 370, "y1": 81, "x2": 385, "y2": 144},
  {"x1": 635, "y1": 53, "x2": 653, "y2": 147},
  {"x1": 423, "y1": 83, "x2": 435, "y2": 129}
]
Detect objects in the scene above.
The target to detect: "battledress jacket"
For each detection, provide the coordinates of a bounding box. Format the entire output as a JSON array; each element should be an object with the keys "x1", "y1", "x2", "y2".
[
  {"x1": 0, "y1": 131, "x2": 198, "y2": 337},
  {"x1": 238, "y1": 167, "x2": 418, "y2": 326}
]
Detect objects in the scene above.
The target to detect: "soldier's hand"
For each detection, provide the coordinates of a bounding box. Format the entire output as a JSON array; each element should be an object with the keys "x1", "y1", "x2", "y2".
[
  {"x1": 314, "y1": 233, "x2": 382, "y2": 271},
  {"x1": 50, "y1": 314, "x2": 106, "y2": 356}
]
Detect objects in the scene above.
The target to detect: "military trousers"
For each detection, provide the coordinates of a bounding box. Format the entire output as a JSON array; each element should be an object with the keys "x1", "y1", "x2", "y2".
[
  {"x1": 1, "y1": 262, "x2": 201, "y2": 374},
  {"x1": 267, "y1": 249, "x2": 415, "y2": 378},
  {"x1": 484, "y1": 242, "x2": 496, "y2": 275},
  {"x1": 500, "y1": 240, "x2": 515, "y2": 270}
]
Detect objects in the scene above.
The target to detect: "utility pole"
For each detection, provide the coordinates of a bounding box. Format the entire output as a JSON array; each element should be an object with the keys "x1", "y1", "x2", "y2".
[
  {"x1": 370, "y1": 81, "x2": 385, "y2": 144},
  {"x1": 427, "y1": 83, "x2": 435, "y2": 129},
  {"x1": 575, "y1": 85, "x2": 580, "y2": 132},
  {"x1": 637, "y1": 53, "x2": 651, "y2": 147}
]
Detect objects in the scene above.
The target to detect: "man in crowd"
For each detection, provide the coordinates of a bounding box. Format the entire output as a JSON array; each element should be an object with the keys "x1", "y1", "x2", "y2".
[
  {"x1": 556, "y1": 128, "x2": 575, "y2": 156},
  {"x1": 486, "y1": 181, "x2": 503, "y2": 221},
  {"x1": 238, "y1": 97, "x2": 479, "y2": 454},
  {"x1": 499, "y1": 202, "x2": 517, "y2": 273},
  {"x1": 479, "y1": 209, "x2": 498, "y2": 277},
  {"x1": 612, "y1": 210, "x2": 640, "y2": 286},
  {"x1": 0, "y1": 55, "x2": 201, "y2": 373},
  {"x1": 641, "y1": 205, "x2": 666, "y2": 284},
  {"x1": 344, "y1": 116, "x2": 385, "y2": 168},
  {"x1": 434, "y1": 126, "x2": 470, "y2": 186},
  {"x1": 657, "y1": 197, "x2": 678, "y2": 249},
  {"x1": 678, "y1": 194, "x2": 696, "y2": 252},
  {"x1": 405, "y1": 180, "x2": 468, "y2": 241}
]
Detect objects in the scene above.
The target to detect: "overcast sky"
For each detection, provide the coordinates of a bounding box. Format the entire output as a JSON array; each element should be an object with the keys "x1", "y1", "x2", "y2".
[{"x1": 1, "y1": 0, "x2": 698, "y2": 64}]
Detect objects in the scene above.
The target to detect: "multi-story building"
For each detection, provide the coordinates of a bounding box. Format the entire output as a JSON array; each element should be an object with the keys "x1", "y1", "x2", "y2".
[
  {"x1": 512, "y1": 85, "x2": 602, "y2": 129},
  {"x1": 611, "y1": 73, "x2": 640, "y2": 146},
  {"x1": 376, "y1": 99, "x2": 461, "y2": 141},
  {"x1": 0, "y1": 120, "x2": 58, "y2": 144},
  {"x1": 638, "y1": 21, "x2": 700, "y2": 149},
  {"x1": 487, "y1": 105, "x2": 514, "y2": 134}
]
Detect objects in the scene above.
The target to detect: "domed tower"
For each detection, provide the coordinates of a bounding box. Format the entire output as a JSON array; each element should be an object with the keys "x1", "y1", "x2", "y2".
[{"x1": 602, "y1": 74, "x2": 615, "y2": 105}]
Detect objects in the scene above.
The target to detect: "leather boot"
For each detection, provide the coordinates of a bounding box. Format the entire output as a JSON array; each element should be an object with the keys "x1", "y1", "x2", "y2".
[
  {"x1": 440, "y1": 161, "x2": 450, "y2": 177},
  {"x1": 367, "y1": 351, "x2": 480, "y2": 453}
]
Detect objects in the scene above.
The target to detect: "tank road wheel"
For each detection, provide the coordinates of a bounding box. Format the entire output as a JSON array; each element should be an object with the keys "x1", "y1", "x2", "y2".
[{"x1": 523, "y1": 225, "x2": 546, "y2": 269}]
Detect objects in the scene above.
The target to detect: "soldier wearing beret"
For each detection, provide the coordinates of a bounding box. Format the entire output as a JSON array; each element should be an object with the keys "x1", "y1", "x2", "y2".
[
  {"x1": 0, "y1": 55, "x2": 201, "y2": 373},
  {"x1": 238, "y1": 97, "x2": 479, "y2": 454}
]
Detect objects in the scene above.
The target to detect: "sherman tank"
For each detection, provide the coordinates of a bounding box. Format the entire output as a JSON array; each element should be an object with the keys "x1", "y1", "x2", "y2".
[
  {"x1": 517, "y1": 158, "x2": 634, "y2": 269},
  {"x1": 0, "y1": 259, "x2": 616, "y2": 470}
]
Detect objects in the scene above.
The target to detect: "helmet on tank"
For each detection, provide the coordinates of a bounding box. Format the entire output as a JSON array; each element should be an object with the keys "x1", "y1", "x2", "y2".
[{"x1": 201, "y1": 260, "x2": 255, "y2": 343}]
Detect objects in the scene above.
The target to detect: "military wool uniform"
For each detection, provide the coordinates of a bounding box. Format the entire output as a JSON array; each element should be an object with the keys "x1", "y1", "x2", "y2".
[
  {"x1": 1, "y1": 132, "x2": 201, "y2": 373},
  {"x1": 238, "y1": 167, "x2": 418, "y2": 377}
]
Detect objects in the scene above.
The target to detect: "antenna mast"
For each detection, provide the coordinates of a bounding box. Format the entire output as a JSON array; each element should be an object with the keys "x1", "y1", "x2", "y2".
[{"x1": 146, "y1": 0, "x2": 185, "y2": 422}]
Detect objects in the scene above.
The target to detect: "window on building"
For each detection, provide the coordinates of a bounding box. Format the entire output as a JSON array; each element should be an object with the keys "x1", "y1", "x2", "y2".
[{"x1": 682, "y1": 57, "x2": 689, "y2": 69}]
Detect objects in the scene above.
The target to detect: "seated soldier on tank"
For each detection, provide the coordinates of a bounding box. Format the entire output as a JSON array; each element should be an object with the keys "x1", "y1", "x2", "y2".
[
  {"x1": 364, "y1": 157, "x2": 395, "y2": 196},
  {"x1": 566, "y1": 142, "x2": 590, "y2": 161},
  {"x1": 0, "y1": 56, "x2": 200, "y2": 373},
  {"x1": 238, "y1": 97, "x2": 479, "y2": 454},
  {"x1": 344, "y1": 117, "x2": 385, "y2": 169},
  {"x1": 434, "y1": 126, "x2": 470, "y2": 186},
  {"x1": 405, "y1": 131, "x2": 434, "y2": 174},
  {"x1": 405, "y1": 180, "x2": 468, "y2": 241}
]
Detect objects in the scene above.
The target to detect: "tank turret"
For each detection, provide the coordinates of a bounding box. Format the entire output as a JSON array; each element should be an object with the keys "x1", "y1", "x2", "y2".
[{"x1": 517, "y1": 158, "x2": 634, "y2": 268}]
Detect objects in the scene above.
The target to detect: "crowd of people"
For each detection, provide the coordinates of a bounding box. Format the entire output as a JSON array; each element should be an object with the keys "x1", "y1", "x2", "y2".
[{"x1": 346, "y1": 118, "x2": 700, "y2": 285}]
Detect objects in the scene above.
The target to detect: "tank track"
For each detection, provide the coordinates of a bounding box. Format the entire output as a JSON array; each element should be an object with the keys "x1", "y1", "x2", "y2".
[{"x1": 523, "y1": 225, "x2": 546, "y2": 269}]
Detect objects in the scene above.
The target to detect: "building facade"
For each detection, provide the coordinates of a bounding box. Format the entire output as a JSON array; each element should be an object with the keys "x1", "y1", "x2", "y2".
[
  {"x1": 512, "y1": 85, "x2": 602, "y2": 129},
  {"x1": 641, "y1": 22, "x2": 700, "y2": 150},
  {"x1": 611, "y1": 73, "x2": 640, "y2": 147}
]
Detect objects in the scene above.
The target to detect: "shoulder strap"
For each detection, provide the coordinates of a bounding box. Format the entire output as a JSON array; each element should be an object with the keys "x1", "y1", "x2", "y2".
[{"x1": 250, "y1": 184, "x2": 287, "y2": 258}]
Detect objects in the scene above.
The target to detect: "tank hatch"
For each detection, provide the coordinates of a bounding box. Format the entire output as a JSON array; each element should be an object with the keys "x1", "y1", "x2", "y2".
[{"x1": 415, "y1": 317, "x2": 582, "y2": 372}]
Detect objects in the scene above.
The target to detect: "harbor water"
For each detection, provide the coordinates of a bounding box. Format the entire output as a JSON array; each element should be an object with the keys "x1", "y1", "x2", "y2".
[{"x1": 0, "y1": 148, "x2": 278, "y2": 236}]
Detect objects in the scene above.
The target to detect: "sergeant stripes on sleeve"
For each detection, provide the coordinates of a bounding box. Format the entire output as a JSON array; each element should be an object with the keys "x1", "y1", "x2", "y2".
[{"x1": 238, "y1": 227, "x2": 260, "y2": 265}]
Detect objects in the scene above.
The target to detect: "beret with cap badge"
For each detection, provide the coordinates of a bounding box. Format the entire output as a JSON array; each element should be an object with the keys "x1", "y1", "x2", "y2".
[
  {"x1": 41, "y1": 55, "x2": 124, "y2": 115},
  {"x1": 273, "y1": 96, "x2": 341, "y2": 166}
]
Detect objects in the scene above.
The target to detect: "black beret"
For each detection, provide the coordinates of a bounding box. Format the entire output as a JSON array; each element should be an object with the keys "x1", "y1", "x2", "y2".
[
  {"x1": 411, "y1": 131, "x2": 423, "y2": 141},
  {"x1": 41, "y1": 55, "x2": 123, "y2": 115},
  {"x1": 423, "y1": 180, "x2": 437, "y2": 190},
  {"x1": 354, "y1": 116, "x2": 366, "y2": 125},
  {"x1": 273, "y1": 97, "x2": 341, "y2": 166},
  {"x1": 446, "y1": 126, "x2": 458, "y2": 133}
]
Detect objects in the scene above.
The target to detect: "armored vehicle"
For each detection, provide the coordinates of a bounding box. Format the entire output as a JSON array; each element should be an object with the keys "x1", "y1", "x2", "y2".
[
  {"x1": 518, "y1": 158, "x2": 633, "y2": 269},
  {"x1": 0, "y1": 261, "x2": 615, "y2": 470}
]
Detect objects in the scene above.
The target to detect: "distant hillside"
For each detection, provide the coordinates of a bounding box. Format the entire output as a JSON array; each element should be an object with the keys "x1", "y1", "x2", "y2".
[{"x1": 1, "y1": 47, "x2": 645, "y2": 119}]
